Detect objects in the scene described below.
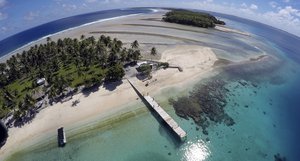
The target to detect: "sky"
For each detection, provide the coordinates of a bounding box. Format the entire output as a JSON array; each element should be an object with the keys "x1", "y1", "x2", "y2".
[{"x1": 0, "y1": 0, "x2": 300, "y2": 40}]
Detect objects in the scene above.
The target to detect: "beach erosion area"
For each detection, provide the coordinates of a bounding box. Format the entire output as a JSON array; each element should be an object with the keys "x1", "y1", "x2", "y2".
[{"x1": 0, "y1": 9, "x2": 273, "y2": 160}]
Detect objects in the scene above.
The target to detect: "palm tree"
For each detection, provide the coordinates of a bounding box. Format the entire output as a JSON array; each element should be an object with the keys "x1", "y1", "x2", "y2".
[
  {"x1": 151, "y1": 47, "x2": 157, "y2": 56},
  {"x1": 23, "y1": 94, "x2": 35, "y2": 110},
  {"x1": 127, "y1": 48, "x2": 134, "y2": 62},
  {"x1": 80, "y1": 35, "x2": 86, "y2": 40},
  {"x1": 0, "y1": 63, "x2": 7, "y2": 86},
  {"x1": 104, "y1": 36, "x2": 112, "y2": 47},
  {"x1": 120, "y1": 48, "x2": 128, "y2": 62},
  {"x1": 46, "y1": 37, "x2": 51, "y2": 43},
  {"x1": 132, "y1": 50, "x2": 141, "y2": 61},
  {"x1": 3, "y1": 88, "x2": 15, "y2": 108},
  {"x1": 0, "y1": 63, "x2": 6, "y2": 75},
  {"x1": 131, "y1": 40, "x2": 139, "y2": 49}
]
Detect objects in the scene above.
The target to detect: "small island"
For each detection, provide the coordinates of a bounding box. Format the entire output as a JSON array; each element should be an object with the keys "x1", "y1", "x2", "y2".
[{"x1": 162, "y1": 9, "x2": 225, "y2": 28}]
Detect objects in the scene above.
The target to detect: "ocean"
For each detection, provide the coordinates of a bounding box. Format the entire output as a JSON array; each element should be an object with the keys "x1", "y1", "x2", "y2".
[
  {"x1": 3, "y1": 8, "x2": 300, "y2": 161},
  {"x1": 0, "y1": 8, "x2": 151, "y2": 57}
]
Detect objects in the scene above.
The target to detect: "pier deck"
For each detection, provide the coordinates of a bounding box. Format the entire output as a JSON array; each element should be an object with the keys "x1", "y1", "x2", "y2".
[{"x1": 144, "y1": 96, "x2": 187, "y2": 140}]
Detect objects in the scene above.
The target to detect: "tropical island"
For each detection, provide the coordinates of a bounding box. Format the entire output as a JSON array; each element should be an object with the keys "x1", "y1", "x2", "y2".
[
  {"x1": 163, "y1": 10, "x2": 225, "y2": 28},
  {"x1": 0, "y1": 9, "x2": 231, "y2": 129},
  {"x1": 0, "y1": 8, "x2": 283, "y2": 161}
]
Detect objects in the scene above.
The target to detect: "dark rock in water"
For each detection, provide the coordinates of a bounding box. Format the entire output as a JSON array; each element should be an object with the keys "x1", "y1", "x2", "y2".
[
  {"x1": 168, "y1": 152, "x2": 171, "y2": 156},
  {"x1": 274, "y1": 153, "x2": 287, "y2": 161},
  {"x1": 252, "y1": 83, "x2": 258, "y2": 88},
  {"x1": 169, "y1": 79, "x2": 234, "y2": 135},
  {"x1": 224, "y1": 116, "x2": 235, "y2": 126},
  {"x1": 0, "y1": 121, "x2": 8, "y2": 147},
  {"x1": 238, "y1": 80, "x2": 248, "y2": 86}
]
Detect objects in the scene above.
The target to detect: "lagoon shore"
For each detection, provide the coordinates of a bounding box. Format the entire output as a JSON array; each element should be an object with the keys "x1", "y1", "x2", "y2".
[{"x1": 0, "y1": 9, "x2": 224, "y2": 160}]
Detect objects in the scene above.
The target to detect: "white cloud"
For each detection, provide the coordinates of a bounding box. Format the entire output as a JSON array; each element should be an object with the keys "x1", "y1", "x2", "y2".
[
  {"x1": 283, "y1": 0, "x2": 290, "y2": 3},
  {"x1": 85, "y1": 0, "x2": 98, "y2": 3},
  {"x1": 269, "y1": 1, "x2": 278, "y2": 8},
  {"x1": 0, "y1": 12, "x2": 7, "y2": 20},
  {"x1": 205, "y1": 0, "x2": 213, "y2": 3},
  {"x1": 241, "y1": 3, "x2": 247, "y2": 8},
  {"x1": 255, "y1": 6, "x2": 300, "y2": 36},
  {"x1": 277, "y1": 6, "x2": 300, "y2": 18},
  {"x1": 1, "y1": 26, "x2": 7, "y2": 32},
  {"x1": 24, "y1": 11, "x2": 40, "y2": 21},
  {"x1": 240, "y1": 3, "x2": 258, "y2": 10},
  {"x1": 0, "y1": 0, "x2": 7, "y2": 8},
  {"x1": 103, "y1": 0, "x2": 121, "y2": 4},
  {"x1": 250, "y1": 4, "x2": 258, "y2": 10},
  {"x1": 62, "y1": 4, "x2": 77, "y2": 11}
]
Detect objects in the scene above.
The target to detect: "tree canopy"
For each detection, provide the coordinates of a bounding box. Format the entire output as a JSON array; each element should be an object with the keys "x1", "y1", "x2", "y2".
[
  {"x1": 0, "y1": 35, "x2": 146, "y2": 120},
  {"x1": 151, "y1": 47, "x2": 157, "y2": 56},
  {"x1": 162, "y1": 10, "x2": 225, "y2": 28}
]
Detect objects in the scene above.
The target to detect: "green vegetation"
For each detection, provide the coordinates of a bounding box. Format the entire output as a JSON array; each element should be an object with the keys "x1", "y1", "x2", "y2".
[
  {"x1": 163, "y1": 10, "x2": 225, "y2": 28},
  {"x1": 0, "y1": 35, "x2": 145, "y2": 121},
  {"x1": 158, "y1": 62, "x2": 169, "y2": 69},
  {"x1": 136, "y1": 64, "x2": 152, "y2": 77},
  {"x1": 150, "y1": 47, "x2": 157, "y2": 56}
]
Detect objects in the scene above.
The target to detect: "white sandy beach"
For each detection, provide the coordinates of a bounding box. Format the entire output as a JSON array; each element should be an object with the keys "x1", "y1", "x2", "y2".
[{"x1": 0, "y1": 44, "x2": 217, "y2": 160}]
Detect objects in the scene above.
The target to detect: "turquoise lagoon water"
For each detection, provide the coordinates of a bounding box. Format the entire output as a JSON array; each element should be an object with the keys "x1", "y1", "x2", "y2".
[
  {"x1": 7, "y1": 73, "x2": 300, "y2": 161},
  {"x1": 4, "y1": 8, "x2": 300, "y2": 161}
]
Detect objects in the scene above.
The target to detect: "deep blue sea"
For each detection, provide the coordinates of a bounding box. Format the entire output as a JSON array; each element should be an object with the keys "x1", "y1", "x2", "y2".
[{"x1": 2, "y1": 8, "x2": 300, "y2": 161}]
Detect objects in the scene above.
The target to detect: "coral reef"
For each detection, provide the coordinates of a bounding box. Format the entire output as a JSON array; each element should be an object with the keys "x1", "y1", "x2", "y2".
[{"x1": 169, "y1": 79, "x2": 234, "y2": 134}]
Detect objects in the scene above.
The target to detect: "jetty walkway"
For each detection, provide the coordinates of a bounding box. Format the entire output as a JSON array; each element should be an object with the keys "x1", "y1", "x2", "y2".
[
  {"x1": 144, "y1": 96, "x2": 187, "y2": 140},
  {"x1": 127, "y1": 79, "x2": 187, "y2": 141}
]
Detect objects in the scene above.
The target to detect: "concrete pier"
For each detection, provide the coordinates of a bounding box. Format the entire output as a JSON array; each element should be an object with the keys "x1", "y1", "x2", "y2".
[
  {"x1": 127, "y1": 79, "x2": 187, "y2": 141},
  {"x1": 143, "y1": 96, "x2": 187, "y2": 140}
]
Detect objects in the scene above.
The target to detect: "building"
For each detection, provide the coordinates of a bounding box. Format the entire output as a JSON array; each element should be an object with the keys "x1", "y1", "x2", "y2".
[
  {"x1": 137, "y1": 61, "x2": 148, "y2": 67},
  {"x1": 36, "y1": 78, "x2": 46, "y2": 86}
]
